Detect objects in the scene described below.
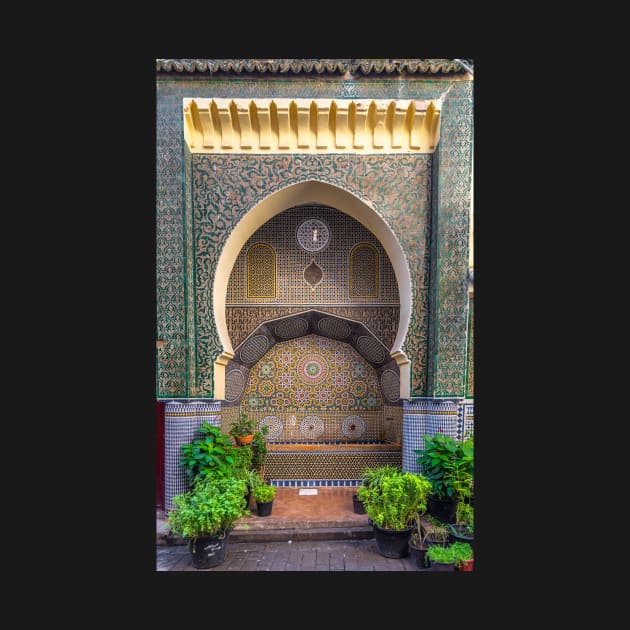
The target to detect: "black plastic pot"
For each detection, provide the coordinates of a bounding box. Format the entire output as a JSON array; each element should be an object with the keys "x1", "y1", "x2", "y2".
[
  {"x1": 257, "y1": 500, "x2": 273, "y2": 517},
  {"x1": 430, "y1": 560, "x2": 455, "y2": 572},
  {"x1": 373, "y1": 524, "x2": 414, "y2": 558},
  {"x1": 427, "y1": 496, "x2": 459, "y2": 524},
  {"x1": 189, "y1": 532, "x2": 229, "y2": 569},
  {"x1": 352, "y1": 494, "x2": 366, "y2": 515},
  {"x1": 407, "y1": 541, "x2": 428, "y2": 569},
  {"x1": 448, "y1": 523, "x2": 473, "y2": 545}
]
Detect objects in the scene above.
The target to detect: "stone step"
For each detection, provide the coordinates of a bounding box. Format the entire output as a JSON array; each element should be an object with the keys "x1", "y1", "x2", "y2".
[
  {"x1": 229, "y1": 526, "x2": 374, "y2": 542},
  {"x1": 157, "y1": 487, "x2": 373, "y2": 544},
  {"x1": 159, "y1": 526, "x2": 374, "y2": 545}
]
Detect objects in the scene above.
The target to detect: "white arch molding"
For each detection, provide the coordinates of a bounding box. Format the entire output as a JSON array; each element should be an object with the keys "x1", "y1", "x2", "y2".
[{"x1": 212, "y1": 180, "x2": 412, "y2": 398}]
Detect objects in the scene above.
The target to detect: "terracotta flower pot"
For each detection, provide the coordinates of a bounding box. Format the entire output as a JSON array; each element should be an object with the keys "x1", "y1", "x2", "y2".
[
  {"x1": 235, "y1": 434, "x2": 254, "y2": 445},
  {"x1": 458, "y1": 558, "x2": 474, "y2": 572}
]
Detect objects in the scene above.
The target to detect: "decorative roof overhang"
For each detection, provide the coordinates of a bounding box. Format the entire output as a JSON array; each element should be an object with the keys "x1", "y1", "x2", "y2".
[
  {"x1": 157, "y1": 58, "x2": 471, "y2": 75},
  {"x1": 183, "y1": 97, "x2": 442, "y2": 154}
]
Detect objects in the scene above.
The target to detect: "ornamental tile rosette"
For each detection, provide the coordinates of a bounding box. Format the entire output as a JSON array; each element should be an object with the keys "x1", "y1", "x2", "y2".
[{"x1": 297, "y1": 355, "x2": 329, "y2": 385}]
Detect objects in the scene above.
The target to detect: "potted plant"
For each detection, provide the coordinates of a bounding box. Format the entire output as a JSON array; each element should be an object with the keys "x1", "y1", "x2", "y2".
[
  {"x1": 179, "y1": 422, "x2": 237, "y2": 486},
  {"x1": 352, "y1": 474, "x2": 366, "y2": 515},
  {"x1": 414, "y1": 432, "x2": 473, "y2": 524},
  {"x1": 451, "y1": 541, "x2": 474, "y2": 571},
  {"x1": 230, "y1": 412, "x2": 256, "y2": 445},
  {"x1": 426, "y1": 543, "x2": 456, "y2": 571},
  {"x1": 167, "y1": 475, "x2": 249, "y2": 569},
  {"x1": 355, "y1": 466, "x2": 398, "y2": 516},
  {"x1": 408, "y1": 517, "x2": 429, "y2": 569},
  {"x1": 231, "y1": 444, "x2": 255, "y2": 506},
  {"x1": 231, "y1": 442, "x2": 254, "y2": 471},
  {"x1": 448, "y1": 501, "x2": 474, "y2": 544},
  {"x1": 360, "y1": 467, "x2": 432, "y2": 558},
  {"x1": 242, "y1": 469, "x2": 263, "y2": 509},
  {"x1": 421, "y1": 516, "x2": 450, "y2": 547},
  {"x1": 251, "y1": 424, "x2": 269, "y2": 475},
  {"x1": 252, "y1": 482, "x2": 276, "y2": 517},
  {"x1": 352, "y1": 490, "x2": 367, "y2": 515}
]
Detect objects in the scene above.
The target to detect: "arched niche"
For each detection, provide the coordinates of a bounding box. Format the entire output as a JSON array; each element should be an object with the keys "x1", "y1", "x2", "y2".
[{"x1": 213, "y1": 180, "x2": 412, "y2": 398}]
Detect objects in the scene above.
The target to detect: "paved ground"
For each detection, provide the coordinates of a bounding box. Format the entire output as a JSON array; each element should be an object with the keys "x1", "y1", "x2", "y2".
[
  {"x1": 156, "y1": 488, "x2": 451, "y2": 571},
  {"x1": 157, "y1": 537, "x2": 428, "y2": 571}
]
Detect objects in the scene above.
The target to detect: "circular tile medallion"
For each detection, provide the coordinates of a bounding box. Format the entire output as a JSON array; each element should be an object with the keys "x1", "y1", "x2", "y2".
[
  {"x1": 342, "y1": 415, "x2": 365, "y2": 439},
  {"x1": 259, "y1": 416, "x2": 283, "y2": 440},
  {"x1": 300, "y1": 415, "x2": 325, "y2": 439},
  {"x1": 297, "y1": 354, "x2": 329, "y2": 385}
]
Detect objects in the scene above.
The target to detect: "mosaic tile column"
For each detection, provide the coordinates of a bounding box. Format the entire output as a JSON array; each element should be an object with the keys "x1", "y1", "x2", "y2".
[
  {"x1": 458, "y1": 401, "x2": 474, "y2": 441},
  {"x1": 426, "y1": 80, "x2": 473, "y2": 398},
  {"x1": 156, "y1": 84, "x2": 188, "y2": 398},
  {"x1": 164, "y1": 400, "x2": 221, "y2": 512},
  {"x1": 402, "y1": 399, "x2": 459, "y2": 473}
]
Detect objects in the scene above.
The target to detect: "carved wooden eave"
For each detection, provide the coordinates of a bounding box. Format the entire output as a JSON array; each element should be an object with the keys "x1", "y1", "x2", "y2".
[
  {"x1": 157, "y1": 58, "x2": 471, "y2": 75},
  {"x1": 183, "y1": 98, "x2": 442, "y2": 154}
]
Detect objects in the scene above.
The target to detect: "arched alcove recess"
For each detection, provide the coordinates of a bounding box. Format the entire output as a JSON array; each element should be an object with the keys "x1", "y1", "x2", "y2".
[{"x1": 213, "y1": 180, "x2": 412, "y2": 399}]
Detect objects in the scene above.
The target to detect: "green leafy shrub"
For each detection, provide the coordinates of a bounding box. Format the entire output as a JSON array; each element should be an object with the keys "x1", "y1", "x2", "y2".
[
  {"x1": 168, "y1": 475, "x2": 248, "y2": 541},
  {"x1": 356, "y1": 465, "x2": 398, "y2": 503},
  {"x1": 414, "y1": 433, "x2": 473, "y2": 501},
  {"x1": 232, "y1": 443, "x2": 254, "y2": 472},
  {"x1": 361, "y1": 468, "x2": 432, "y2": 531},
  {"x1": 179, "y1": 422, "x2": 237, "y2": 485},
  {"x1": 252, "y1": 483, "x2": 276, "y2": 503},
  {"x1": 455, "y1": 501, "x2": 474, "y2": 534},
  {"x1": 251, "y1": 425, "x2": 269, "y2": 473},
  {"x1": 451, "y1": 436, "x2": 474, "y2": 503},
  {"x1": 361, "y1": 465, "x2": 399, "y2": 489},
  {"x1": 426, "y1": 544, "x2": 457, "y2": 564},
  {"x1": 356, "y1": 484, "x2": 370, "y2": 503},
  {"x1": 243, "y1": 469, "x2": 263, "y2": 493},
  {"x1": 449, "y1": 541, "x2": 473, "y2": 567}
]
